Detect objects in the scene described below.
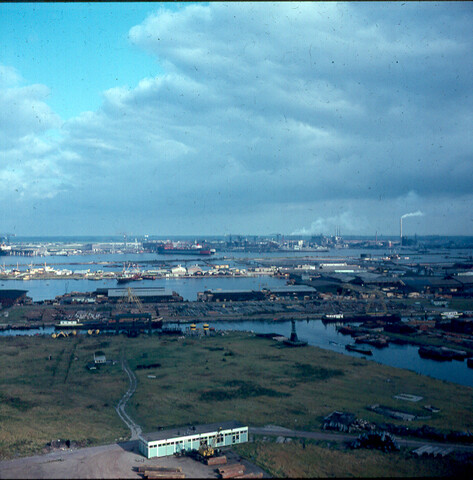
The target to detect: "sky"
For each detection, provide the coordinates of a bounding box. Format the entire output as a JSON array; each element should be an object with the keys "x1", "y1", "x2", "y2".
[{"x1": 0, "y1": 2, "x2": 472, "y2": 237}]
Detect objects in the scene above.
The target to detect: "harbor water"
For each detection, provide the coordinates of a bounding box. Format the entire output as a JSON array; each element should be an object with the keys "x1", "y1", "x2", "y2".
[
  {"x1": 0, "y1": 275, "x2": 287, "y2": 302},
  {"x1": 1, "y1": 248, "x2": 472, "y2": 388}
]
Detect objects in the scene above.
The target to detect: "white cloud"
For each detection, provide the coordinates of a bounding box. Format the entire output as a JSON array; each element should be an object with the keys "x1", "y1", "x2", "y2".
[
  {"x1": 0, "y1": 64, "x2": 23, "y2": 88},
  {"x1": 0, "y1": 64, "x2": 62, "y2": 149},
  {"x1": 1, "y1": 3, "x2": 472, "y2": 235}
]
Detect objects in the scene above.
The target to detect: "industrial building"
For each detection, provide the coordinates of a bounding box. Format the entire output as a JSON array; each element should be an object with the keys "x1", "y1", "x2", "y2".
[
  {"x1": 0, "y1": 289, "x2": 28, "y2": 307},
  {"x1": 95, "y1": 287, "x2": 183, "y2": 303},
  {"x1": 138, "y1": 421, "x2": 248, "y2": 458},
  {"x1": 266, "y1": 285, "x2": 316, "y2": 299},
  {"x1": 197, "y1": 286, "x2": 316, "y2": 302},
  {"x1": 197, "y1": 289, "x2": 266, "y2": 302},
  {"x1": 93, "y1": 351, "x2": 106, "y2": 364}
]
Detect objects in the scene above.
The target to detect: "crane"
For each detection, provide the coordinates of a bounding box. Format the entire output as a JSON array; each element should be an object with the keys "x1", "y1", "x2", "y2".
[
  {"x1": 0, "y1": 233, "x2": 15, "y2": 244},
  {"x1": 127, "y1": 287, "x2": 144, "y2": 312}
]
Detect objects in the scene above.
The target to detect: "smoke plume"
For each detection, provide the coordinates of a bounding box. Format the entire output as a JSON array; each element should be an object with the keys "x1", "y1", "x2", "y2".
[{"x1": 401, "y1": 211, "x2": 424, "y2": 219}]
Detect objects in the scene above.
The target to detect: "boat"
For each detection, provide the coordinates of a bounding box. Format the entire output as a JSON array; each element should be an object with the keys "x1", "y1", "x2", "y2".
[
  {"x1": 345, "y1": 344, "x2": 373, "y2": 355},
  {"x1": 0, "y1": 244, "x2": 11, "y2": 256},
  {"x1": 157, "y1": 244, "x2": 215, "y2": 256},
  {"x1": 117, "y1": 273, "x2": 142, "y2": 284},
  {"x1": 322, "y1": 313, "x2": 344, "y2": 323},
  {"x1": 418, "y1": 346, "x2": 455, "y2": 361},
  {"x1": 116, "y1": 263, "x2": 142, "y2": 284},
  {"x1": 54, "y1": 319, "x2": 84, "y2": 329},
  {"x1": 336, "y1": 325, "x2": 357, "y2": 335}
]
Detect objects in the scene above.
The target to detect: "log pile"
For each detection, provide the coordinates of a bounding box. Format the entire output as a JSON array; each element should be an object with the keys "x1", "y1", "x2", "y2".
[
  {"x1": 144, "y1": 471, "x2": 185, "y2": 480},
  {"x1": 206, "y1": 455, "x2": 227, "y2": 466},
  {"x1": 217, "y1": 463, "x2": 246, "y2": 478},
  {"x1": 137, "y1": 466, "x2": 183, "y2": 473},
  {"x1": 136, "y1": 465, "x2": 185, "y2": 479},
  {"x1": 231, "y1": 474, "x2": 263, "y2": 479}
]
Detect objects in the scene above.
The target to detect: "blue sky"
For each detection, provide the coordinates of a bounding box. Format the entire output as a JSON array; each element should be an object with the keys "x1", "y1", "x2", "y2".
[
  {"x1": 0, "y1": 2, "x2": 472, "y2": 236},
  {"x1": 0, "y1": 3, "x2": 174, "y2": 119}
]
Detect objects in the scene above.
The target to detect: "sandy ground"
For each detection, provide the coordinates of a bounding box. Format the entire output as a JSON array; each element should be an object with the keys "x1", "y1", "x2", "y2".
[{"x1": 0, "y1": 441, "x2": 266, "y2": 479}]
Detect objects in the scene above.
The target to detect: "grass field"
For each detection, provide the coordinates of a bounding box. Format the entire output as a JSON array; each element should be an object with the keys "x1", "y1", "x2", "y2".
[
  {"x1": 234, "y1": 439, "x2": 473, "y2": 478},
  {"x1": 0, "y1": 331, "x2": 472, "y2": 477},
  {"x1": 0, "y1": 335, "x2": 129, "y2": 459},
  {"x1": 125, "y1": 332, "x2": 472, "y2": 434}
]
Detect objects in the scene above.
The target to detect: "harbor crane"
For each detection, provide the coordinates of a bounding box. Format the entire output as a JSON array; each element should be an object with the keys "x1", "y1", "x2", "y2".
[
  {"x1": 127, "y1": 287, "x2": 144, "y2": 312},
  {"x1": 0, "y1": 233, "x2": 15, "y2": 244}
]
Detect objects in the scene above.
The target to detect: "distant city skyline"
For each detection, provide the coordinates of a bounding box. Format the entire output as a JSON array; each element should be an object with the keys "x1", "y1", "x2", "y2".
[{"x1": 1, "y1": 2, "x2": 472, "y2": 237}]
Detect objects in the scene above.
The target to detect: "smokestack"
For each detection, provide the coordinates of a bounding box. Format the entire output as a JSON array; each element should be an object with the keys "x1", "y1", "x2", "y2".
[
  {"x1": 400, "y1": 217, "x2": 403, "y2": 246},
  {"x1": 400, "y1": 211, "x2": 423, "y2": 246}
]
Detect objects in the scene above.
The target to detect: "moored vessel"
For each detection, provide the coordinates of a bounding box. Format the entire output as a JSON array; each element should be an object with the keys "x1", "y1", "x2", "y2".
[{"x1": 345, "y1": 344, "x2": 373, "y2": 355}]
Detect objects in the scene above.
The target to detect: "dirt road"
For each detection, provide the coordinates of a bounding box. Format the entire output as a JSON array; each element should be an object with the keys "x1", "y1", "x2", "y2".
[
  {"x1": 250, "y1": 425, "x2": 473, "y2": 453},
  {"x1": 116, "y1": 354, "x2": 141, "y2": 440}
]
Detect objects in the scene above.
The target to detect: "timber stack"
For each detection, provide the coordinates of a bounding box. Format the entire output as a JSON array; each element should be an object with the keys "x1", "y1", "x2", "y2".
[
  {"x1": 144, "y1": 472, "x2": 185, "y2": 480},
  {"x1": 207, "y1": 455, "x2": 227, "y2": 465},
  {"x1": 137, "y1": 465, "x2": 185, "y2": 479},
  {"x1": 217, "y1": 463, "x2": 246, "y2": 478}
]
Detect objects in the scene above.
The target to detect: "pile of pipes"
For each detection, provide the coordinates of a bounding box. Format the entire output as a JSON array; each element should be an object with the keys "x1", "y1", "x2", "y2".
[{"x1": 136, "y1": 466, "x2": 185, "y2": 479}]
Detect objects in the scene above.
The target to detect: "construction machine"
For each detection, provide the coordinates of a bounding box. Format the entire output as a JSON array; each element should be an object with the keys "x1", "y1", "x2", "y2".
[
  {"x1": 198, "y1": 441, "x2": 215, "y2": 458},
  {"x1": 188, "y1": 427, "x2": 224, "y2": 463},
  {"x1": 199, "y1": 426, "x2": 222, "y2": 457}
]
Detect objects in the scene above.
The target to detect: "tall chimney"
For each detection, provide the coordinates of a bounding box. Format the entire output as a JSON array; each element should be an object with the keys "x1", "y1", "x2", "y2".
[{"x1": 400, "y1": 217, "x2": 403, "y2": 246}]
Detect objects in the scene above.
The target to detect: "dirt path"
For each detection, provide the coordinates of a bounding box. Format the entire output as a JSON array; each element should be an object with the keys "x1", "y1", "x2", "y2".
[
  {"x1": 116, "y1": 353, "x2": 142, "y2": 440},
  {"x1": 250, "y1": 425, "x2": 473, "y2": 453}
]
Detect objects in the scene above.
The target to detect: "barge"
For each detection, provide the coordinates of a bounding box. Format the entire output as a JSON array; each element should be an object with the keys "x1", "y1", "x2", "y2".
[{"x1": 345, "y1": 344, "x2": 373, "y2": 355}]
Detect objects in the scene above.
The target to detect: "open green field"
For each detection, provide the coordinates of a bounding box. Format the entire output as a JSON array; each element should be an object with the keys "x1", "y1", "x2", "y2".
[
  {"x1": 0, "y1": 331, "x2": 472, "y2": 476},
  {"x1": 0, "y1": 335, "x2": 129, "y2": 459},
  {"x1": 234, "y1": 439, "x2": 473, "y2": 478},
  {"x1": 125, "y1": 332, "x2": 473, "y2": 434}
]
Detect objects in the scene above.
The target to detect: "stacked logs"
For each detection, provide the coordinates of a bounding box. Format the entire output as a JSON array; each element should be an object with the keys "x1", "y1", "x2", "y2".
[
  {"x1": 217, "y1": 464, "x2": 246, "y2": 479},
  {"x1": 206, "y1": 455, "x2": 227, "y2": 466},
  {"x1": 136, "y1": 466, "x2": 185, "y2": 479},
  {"x1": 217, "y1": 463, "x2": 264, "y2": 479}
]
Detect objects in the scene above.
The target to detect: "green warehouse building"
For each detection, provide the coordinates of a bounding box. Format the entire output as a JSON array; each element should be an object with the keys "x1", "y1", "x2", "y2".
[{"x1": 138, "y1": 421, "x2": 248, "y2": 458}]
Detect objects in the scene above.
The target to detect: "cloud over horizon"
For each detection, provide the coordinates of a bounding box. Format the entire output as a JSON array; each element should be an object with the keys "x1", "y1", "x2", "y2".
[{"x1": 1, "y1": 3, "x2": 472, "y2": 236}]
